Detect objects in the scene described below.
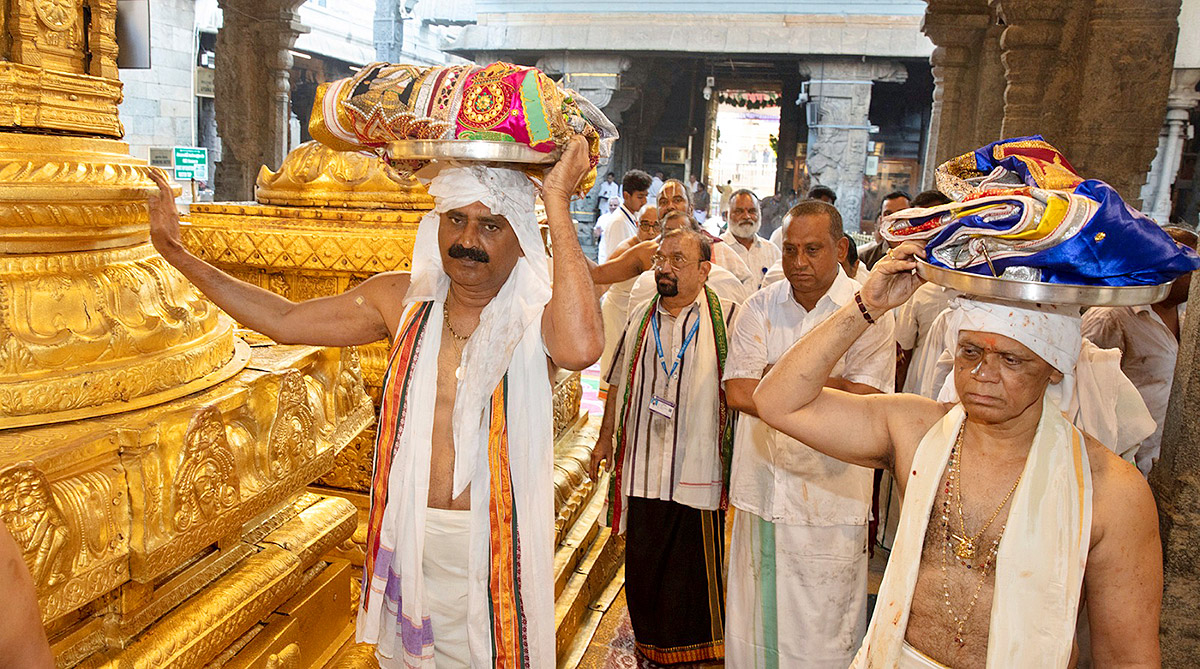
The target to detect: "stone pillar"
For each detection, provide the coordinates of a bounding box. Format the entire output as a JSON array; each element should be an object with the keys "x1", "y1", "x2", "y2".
[
  {"x1": 799, "y1": 58, "x2": 907, "y2": 231},
  {"x1": 1152, "y1": 271, "x2": 1200, "y2": 665},
  {"x1": 920, "y1": 0, "x2": 993, "y2": 187},
  {"x1": 1140, "y1": 68, "x2": 1200, "y2": 223},
  {"x1": 997, "y1": 0, "x2": 1181, "y2": 204},
  {"x1": 213, "y1": 0, "x2": 307, "y2": 202},
  {"x1": 374, "y1": 0, "x2": 406, "y2": 62},
  {"x1": 538, "y1": 54, "x2": 635, "y2": 257},
  {"x1": 775, "y1": 65, "x2": 803, "y2": 195}
]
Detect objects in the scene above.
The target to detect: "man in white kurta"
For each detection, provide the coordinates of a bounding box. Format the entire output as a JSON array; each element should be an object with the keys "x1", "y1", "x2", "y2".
[
  {"x1": 720, "y1": 189, "x2": 782, "y2": 291},
  {"x1": 894, "y1": 283, "x2": 958, "y2": 394},
  {"x1": 723, "y1": 201, "x2": 896, "y2": 668}
]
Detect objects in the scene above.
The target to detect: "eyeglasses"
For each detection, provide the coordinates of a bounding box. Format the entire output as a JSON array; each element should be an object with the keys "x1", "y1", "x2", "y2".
[
  {"x1": 638, "y1": 222, "x2": 663, "y2": 232},
  {"x1": 651, "y1": 253, "x2": 699, "y2": 270}
]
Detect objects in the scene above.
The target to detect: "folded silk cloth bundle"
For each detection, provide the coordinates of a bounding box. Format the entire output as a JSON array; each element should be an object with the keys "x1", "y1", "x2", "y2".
[
  {"x1": 880, "y1": 136, "x2": 1200, "y2": 286},
  {"x1": 309, "y1": 61, "x2": 618, "y2": 191}
]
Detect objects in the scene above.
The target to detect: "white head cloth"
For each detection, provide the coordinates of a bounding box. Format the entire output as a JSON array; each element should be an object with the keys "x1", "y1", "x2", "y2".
[
  {"x1": 408, "y1": 163, "x2": 551, "y2": 494},
  {"x1": 934, "y1": 297, "x2": 1153, "y2": 455}
]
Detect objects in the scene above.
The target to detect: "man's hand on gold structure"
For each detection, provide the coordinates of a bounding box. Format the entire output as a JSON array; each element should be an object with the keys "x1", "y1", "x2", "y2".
[
  {"x1": 147, "y1": 168, "x2": 185, "y2": 260},
  {"x1": 860, "y1": 240, "x2": 927, "y2": 314},
  {"x1": 589, "y1": 434, "x2": 612, "y2": 481},
  {"x1": 541, "y1": 135, "x2": 592, "y2": 201}
]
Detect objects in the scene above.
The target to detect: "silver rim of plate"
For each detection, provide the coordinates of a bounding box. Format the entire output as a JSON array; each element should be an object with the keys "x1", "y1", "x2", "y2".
[
  {"x1": 385, "y1": 140, "x2": 559, "y2": 164},
  {"x1": 914, "y1": 259, "x2": 1171, "y2": 306}
]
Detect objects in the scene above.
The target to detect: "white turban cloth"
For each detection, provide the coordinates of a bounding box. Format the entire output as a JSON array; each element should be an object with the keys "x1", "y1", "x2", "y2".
[
  {"x1": 935, "y1": 297, "x2": 1154, "y2": 458},
  {"x1": 408, "y1": 162, "x2": 551, "y2": 495}
]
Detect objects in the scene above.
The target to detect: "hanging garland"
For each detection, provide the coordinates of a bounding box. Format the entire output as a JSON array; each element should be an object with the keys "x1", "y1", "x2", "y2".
[{"x1": 717, "y1": 91, "x2": 781, "y2": 110}]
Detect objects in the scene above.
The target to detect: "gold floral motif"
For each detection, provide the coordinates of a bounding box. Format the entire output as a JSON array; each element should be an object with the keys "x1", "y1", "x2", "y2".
[
  {"x1": 0, "y1": 462, "x2": 69, "y2": 588},
  {"x1": 173, "y1": 407, "x2": 240, "y2": 532}
]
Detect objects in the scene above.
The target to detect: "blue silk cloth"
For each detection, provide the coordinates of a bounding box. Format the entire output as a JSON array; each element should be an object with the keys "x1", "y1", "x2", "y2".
[{"x1": 882, "y1": 136, "x2": 1200, "y2": 286}]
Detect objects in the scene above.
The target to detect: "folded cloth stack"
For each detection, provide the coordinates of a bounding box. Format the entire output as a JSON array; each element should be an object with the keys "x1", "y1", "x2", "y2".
[
  {"x1": 309, "y1": 61, "x2": 618, "y2": 192},
  {"x1": 880, "y1": 136, "x2": 1200, "y2": 286}
]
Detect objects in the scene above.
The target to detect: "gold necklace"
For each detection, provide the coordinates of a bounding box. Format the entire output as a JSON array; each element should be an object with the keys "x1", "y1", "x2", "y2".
[
  {"x1": 444, "y1": 314, "x2": 472, "y2": 380},
  {"x1": 948, "y1": 425, "x2": 1022, "y2": 561}
]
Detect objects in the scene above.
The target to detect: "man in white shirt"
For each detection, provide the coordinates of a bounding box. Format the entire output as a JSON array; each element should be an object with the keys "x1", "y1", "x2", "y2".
[
  {"x1": 720, "y1": 189, "x2": 782, "y2": 291},
  {"x1": 591, "y1": 228, "x2": 737, "y2": 664},
  {"x1": 1082, "y1": 226, "x2": 1196, "y2": 475},
  {"x1": 597, "y1": 171, "x2": 621, "y2": 214},
  {"x1": 894, "y1": 283, "x2": 959, "y2": 394},
  {"x1": 723, "y1": 200, "x2": 895, "y2": 668},
  {"x1": 596, "y1": 169, "x2": 652, "y2": 264},
  {"x1": 648, "y1": 171, "x2": 665, "y2": 200}
]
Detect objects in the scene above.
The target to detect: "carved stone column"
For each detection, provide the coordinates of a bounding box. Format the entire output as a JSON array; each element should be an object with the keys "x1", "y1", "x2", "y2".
[
  {"x1": 214, "y1": 0, "x2": 308, "y2": 202},
  {"x1": 1139, "y1": 69, "x2": 1200, "y2": 223},
  {"x1": 996, "y1": 0, "x2": 1181, "y2": 204},
  {"x1": 920, "y1": 0, "x2": 993, "y2": 186},
  {"x1": 800, "y1": 58, "x2": 907, "y2": 230},
  {"x1": 1152, "y1": 273, "x2": 1200, "y2": 665}
]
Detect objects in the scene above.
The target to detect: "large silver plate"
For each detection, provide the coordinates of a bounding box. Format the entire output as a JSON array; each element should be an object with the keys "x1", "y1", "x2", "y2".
[
  {"x1": 385, "y1": 139, "x2": 559, "y2": 164},
  {"x1": 915, "y1": 259, "x2": 1171, "y2": 306}
]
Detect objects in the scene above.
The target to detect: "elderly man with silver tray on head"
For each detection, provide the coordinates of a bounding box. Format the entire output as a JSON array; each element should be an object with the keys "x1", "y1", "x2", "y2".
[{"x1": 754, "y1": 137, "x2": 1200, "y2": 669}]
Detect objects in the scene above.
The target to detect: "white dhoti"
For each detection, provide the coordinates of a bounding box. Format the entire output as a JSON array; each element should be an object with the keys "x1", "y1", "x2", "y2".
[
  {"x1": 422, "y1": 507, "x2": 470, "y2": 668},
  {"x1": 727, "y1": 508, "x2": 868, "y2": 669}
]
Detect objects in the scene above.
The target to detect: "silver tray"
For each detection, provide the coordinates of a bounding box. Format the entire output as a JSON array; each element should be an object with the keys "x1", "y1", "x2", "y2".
[
  {"x1": 385, "y1": 139, "x2": 559, "y2": 164},
  {"x1": 915, "y1": 259, "x2": 1171, "y2": 306}
]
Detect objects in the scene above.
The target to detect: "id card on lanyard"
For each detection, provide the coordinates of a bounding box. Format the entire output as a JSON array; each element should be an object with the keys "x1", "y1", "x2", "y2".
[{"x1": 650, "y1": 311, "x2": 699, "y2": 420}]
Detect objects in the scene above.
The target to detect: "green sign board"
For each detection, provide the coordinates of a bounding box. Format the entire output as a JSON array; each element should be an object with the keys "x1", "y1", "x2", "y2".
[{"x1": 173, "y1": 146, "x2": 208, "y2": 181}]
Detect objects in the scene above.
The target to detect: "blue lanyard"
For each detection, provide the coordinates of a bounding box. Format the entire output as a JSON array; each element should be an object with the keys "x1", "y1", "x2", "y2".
[
  {"x1": 620, "y1": 205, "x2": 636, "y2": 226},
  {"x1": 651, "y1": 309, "x2": 701, "y2": 380}
]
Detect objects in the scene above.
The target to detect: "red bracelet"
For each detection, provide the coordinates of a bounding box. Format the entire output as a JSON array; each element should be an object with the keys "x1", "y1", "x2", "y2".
[{"x1": 854, "y1": 292, "x2": 877, "y2": 325}]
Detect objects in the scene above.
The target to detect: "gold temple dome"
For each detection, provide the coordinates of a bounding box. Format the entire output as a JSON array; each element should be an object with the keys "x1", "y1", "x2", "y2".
[{"x1": 255, "y1": 141, "x2": 433, "y2": 209}]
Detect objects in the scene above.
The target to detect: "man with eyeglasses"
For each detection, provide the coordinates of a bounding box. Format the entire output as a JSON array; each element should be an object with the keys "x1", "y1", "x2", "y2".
[
  {"x1": 590, "y1": 228, "x2": 738, "y2": 664},
  {"x1": 723, "y1": 200, "x2": 895, "y2": 667}
]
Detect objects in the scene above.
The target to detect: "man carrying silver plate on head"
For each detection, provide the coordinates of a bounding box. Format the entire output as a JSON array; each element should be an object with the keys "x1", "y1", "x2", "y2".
[
  {"x1": 152, "y1": 61, "x2": 618, "y2": 668},
  {"x1": 754, "y1": 137, "x2": 1200, "y2": 668}
]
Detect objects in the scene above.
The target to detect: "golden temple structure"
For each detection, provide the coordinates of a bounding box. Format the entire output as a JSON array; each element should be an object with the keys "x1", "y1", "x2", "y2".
[{"x1": 0, "y1": 2, "x2": 618, "y2": 666}]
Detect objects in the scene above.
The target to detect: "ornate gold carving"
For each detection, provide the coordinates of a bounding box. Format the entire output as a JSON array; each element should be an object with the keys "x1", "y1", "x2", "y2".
[
  {"x1": 0, "y1": 65, "x2": 122, "y2": 137},
  {"x1": 173, "y1": 407, "x2": 240, "y2": 533},
  {"x1": 267, "y1": 643, "x2": 302, "y2": 669},
  {"x1": 256, "y1": 141, "x2": 433, "y2": 209},
  {"x1": 35, "y1": 0, "x2": 76, "y2": 31},
  {"x1": 552, "y1": 371, "x2": 583, "y2": 440},
  {"x1": 268, "y1": 371, "x2": 318, "y2": 480},
  {"x1": 0, "y1": 133, "x2": 156, "y2": 251},
  {"x1": 0, "y1": 242, "x2": 244, "y2": 428},
  {"x1": 0, "y1": 462, "x2": 69, "y2": 588}
]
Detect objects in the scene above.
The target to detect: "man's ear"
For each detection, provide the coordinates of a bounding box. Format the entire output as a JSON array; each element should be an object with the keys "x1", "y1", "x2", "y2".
[
  {"x1": 1048, "y1": 369, "x2": 1064, "y2": 385},
  {"x1": 837, "y1": 236, "x2": 849, "y2": 264},
  {"x1": 698, "y1": 260, "x2": 712, "y2": 283}
]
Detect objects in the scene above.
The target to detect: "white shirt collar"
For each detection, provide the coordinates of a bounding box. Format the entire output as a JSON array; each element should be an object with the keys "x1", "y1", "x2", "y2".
[{"x1": 773, "y1": 266, "x2": 855, "y2": 311}]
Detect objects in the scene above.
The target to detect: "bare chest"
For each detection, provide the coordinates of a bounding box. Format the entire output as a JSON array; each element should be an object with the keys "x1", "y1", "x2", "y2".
[{"x1": 905, "y1": 453, "x2": 1025, "y2": 668}]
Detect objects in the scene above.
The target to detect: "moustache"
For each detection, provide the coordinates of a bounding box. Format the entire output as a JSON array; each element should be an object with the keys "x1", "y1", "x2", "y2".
[{"x1": 448, "y1": 244, "x2": 490, "y2": 263}]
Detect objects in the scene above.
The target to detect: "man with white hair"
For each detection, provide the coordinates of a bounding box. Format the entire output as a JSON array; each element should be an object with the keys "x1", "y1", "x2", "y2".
[
  {"x1": 720, "y1": 189, "x2": 782, "y2": 291},
  {"x1": 147, "y1": 138, "x2": 604, "y2": 668},
  {"x1": 755, "y1": 241, "x2": 1162, "y2": 668}
]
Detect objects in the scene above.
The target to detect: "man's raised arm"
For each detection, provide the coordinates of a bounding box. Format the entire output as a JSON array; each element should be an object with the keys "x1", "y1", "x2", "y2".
[
  {"x1": 148, "y1": 169, "x2": 402, "y2": 347},
  {"x1": 755, "y1": 242, "x2": 939, "y2": 469},
  {"x1": 540, "y1": 136, "x2": 605, "y2": 370}
]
